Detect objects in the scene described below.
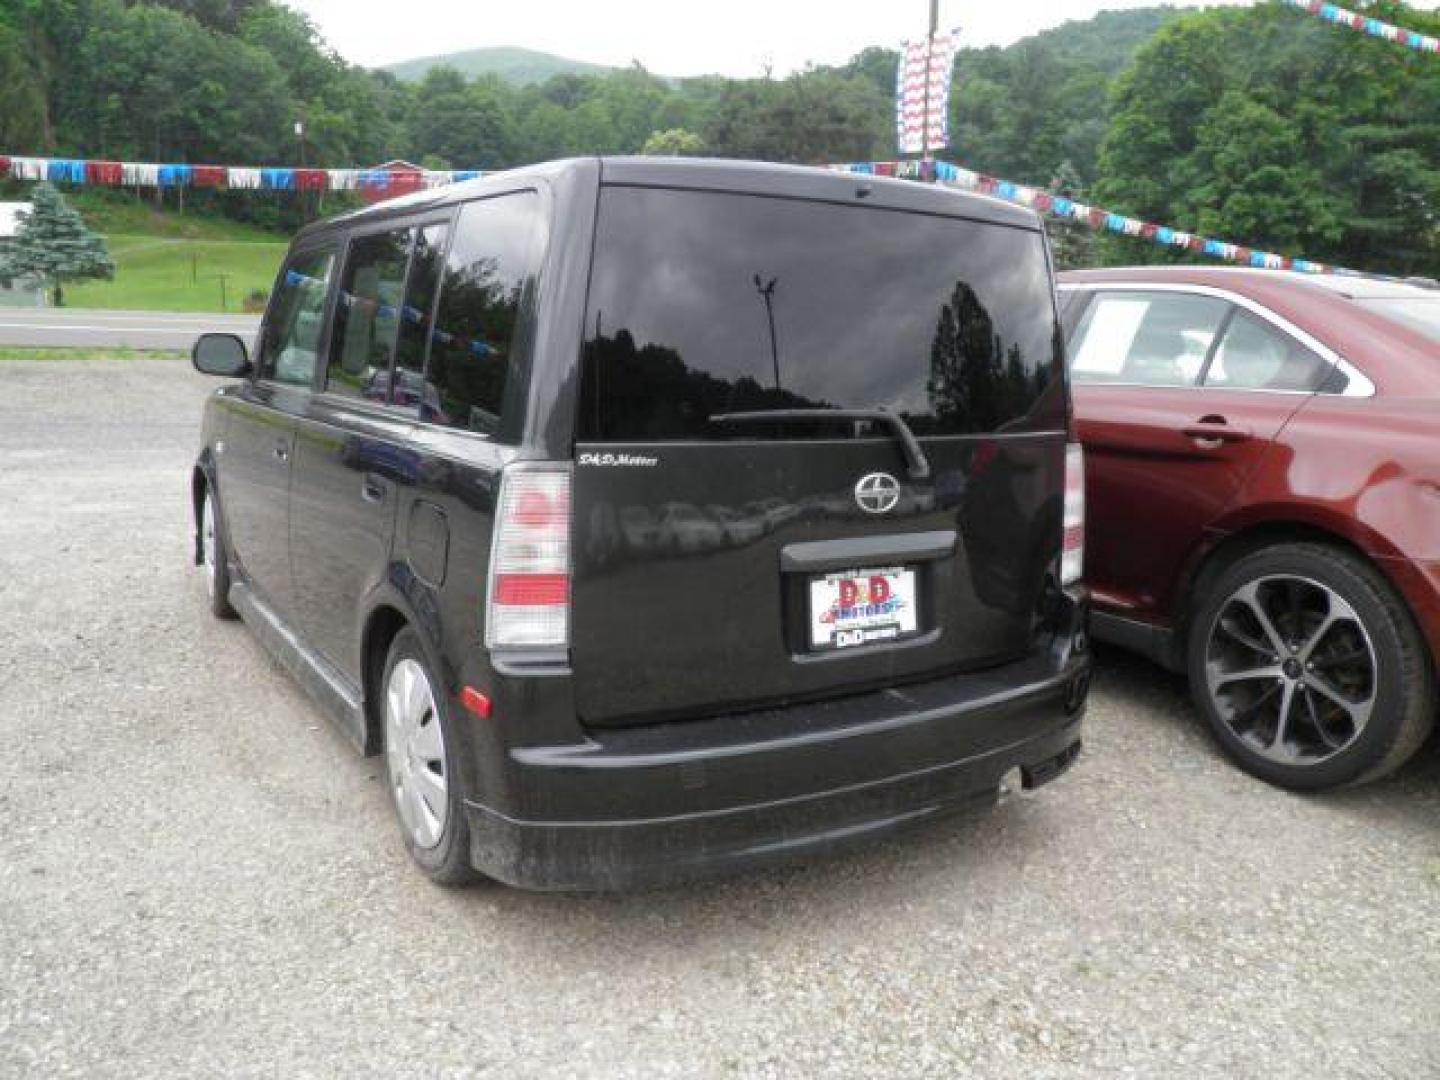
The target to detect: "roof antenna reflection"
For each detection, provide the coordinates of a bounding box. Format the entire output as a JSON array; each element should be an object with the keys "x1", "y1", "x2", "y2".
[{"x1": 754, "y1": 274, "x2": 780, "y2": 391}]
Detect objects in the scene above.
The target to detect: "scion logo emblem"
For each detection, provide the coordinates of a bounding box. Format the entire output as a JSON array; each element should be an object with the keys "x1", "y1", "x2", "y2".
[{"x1": 854, "y1": 472, "x2": 902, "y2": 515}]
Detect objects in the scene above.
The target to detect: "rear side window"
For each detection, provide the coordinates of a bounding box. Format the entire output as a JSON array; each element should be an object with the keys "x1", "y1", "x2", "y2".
[
  {"x1": 1070, "y1": 292, "x2": 1228, "y2": 387},
  {"x1": 257, "y1": 247, "x2": 335, "y2": 387},
  {"x1": 1202, "y1": 310, "x2": 1332, "y2": 392},
  {"x1": 578, "y1": 187, "x2": 1062, "y2": 442},
  {"x1": 426, "y1": 193, "x2": 539, "y2": 436},
  {"x1": 328, "y1": 228, "x2": 412, "y2": 402}
]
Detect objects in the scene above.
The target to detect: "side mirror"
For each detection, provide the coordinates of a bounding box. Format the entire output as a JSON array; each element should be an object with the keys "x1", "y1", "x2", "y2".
[{"x1": 192, "y1": 333, "x2": 251, "y2": 377}]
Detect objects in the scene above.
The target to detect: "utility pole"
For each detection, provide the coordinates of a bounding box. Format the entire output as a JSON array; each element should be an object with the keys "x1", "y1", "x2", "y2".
[
  {"x1": 921, "y1": 0, "x2": 939, "y2": 163},
  {"x1": 296, "y1": 119, "x2": 316, "y2": 219}
]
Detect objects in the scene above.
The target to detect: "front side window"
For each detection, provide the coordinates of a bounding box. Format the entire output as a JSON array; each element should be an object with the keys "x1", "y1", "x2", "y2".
[
  {"x1": 327, "y1": 228, "x2": 413, "y2": 401},
  {"x1": 426, "y1": 193, "x2": 539, "y2": 435},
  {"x1": 1069, "y1": 291, "x2": 1228, "y2": 388},
  {"x1": 257, "y1": 247, "x2": 335, "y2": 387},
  {"x1": 578, "y1": 186, "x2": 1062, "y2": 442},
  {"x1": 1203, "y1": 309, "x2": 1333, "y2": 392}
]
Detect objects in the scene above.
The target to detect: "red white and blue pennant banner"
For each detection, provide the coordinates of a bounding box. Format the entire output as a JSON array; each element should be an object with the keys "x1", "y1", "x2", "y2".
[
  {"x1": 2, "y1": 148, "x2": 1359, "y2": 277},
  {"x1": 896, "y1": 29, "x2": 960, "y2": 156},
  {"x1": 1282, "y1": 0, "x2": 1440, "y2": 53},
  {"x1": 833, "y1": 160, "x2": 1358, "y2": 277},
  {"x1": 0, "y1": 155, "x2": 484, "y2": 194}
]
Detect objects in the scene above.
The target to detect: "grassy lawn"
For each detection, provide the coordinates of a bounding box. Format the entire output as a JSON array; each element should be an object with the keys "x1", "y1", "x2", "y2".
[
  {"x1": 65, "y1": 235, "x2": 288, "y2": 312},
  {"x1": 45, "y1": 190, "x2": 294, "y2": 313},
  {"x1": 0, "y1": 346, "x2": 185, "y2": 362},
  {"x1": 67, "y1": 188, "x2": 291, "y2": 243}
]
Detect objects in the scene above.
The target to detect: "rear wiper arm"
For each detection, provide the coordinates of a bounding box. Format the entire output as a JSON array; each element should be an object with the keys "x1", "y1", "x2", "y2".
[{"x1": 709, "y1": 408, "x2": 931, "y2": 480}]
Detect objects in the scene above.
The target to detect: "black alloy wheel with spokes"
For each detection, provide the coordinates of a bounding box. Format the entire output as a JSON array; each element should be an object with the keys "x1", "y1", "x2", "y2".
[{"x1": 1188, "y1": 543, "x2": 1434, "y2": 791}]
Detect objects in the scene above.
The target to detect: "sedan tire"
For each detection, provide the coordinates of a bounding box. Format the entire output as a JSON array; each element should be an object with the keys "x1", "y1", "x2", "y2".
[{"x1": 1188, "y1": 542, "x2": 1434, "y2": 790}]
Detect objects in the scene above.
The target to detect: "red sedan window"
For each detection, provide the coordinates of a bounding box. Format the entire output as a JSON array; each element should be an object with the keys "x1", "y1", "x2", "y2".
[
  {"x1": 1070, "y1": 291, "x2": 1227, "y2": 387},
  {"x1": 1202, "y1": 310, "x2": 1332, "y2": 392}
]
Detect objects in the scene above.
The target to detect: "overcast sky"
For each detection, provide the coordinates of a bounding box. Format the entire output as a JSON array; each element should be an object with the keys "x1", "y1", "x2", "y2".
[{"x1": 288, "y1": 0, "x2": 1272, "y2": 74}]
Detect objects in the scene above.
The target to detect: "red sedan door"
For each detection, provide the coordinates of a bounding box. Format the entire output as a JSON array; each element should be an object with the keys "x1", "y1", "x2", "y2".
[{"x1": 1068, "y1": 288, "x2": 1330, "y2": 623}]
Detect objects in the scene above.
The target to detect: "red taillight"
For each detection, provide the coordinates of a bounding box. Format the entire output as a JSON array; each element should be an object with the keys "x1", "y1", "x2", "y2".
[
  {"x1": 485, "y1": 465, "x2": 571, "y2": 649},
  {"x1": 1062, "y1": 443, "x2": 1085, "y2": 587},
  {"x1": 493, "y1": 572, "x2": 569, "y2": 607}
]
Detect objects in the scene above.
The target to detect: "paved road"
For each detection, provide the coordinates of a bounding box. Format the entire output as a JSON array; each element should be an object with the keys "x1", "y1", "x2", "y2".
[
  {"x1": 0, "y1": 308, "x2": 258, "y2": 350},
  {"x1": 1, "y1": 357, "x2": 1437, "y2": 1078}
]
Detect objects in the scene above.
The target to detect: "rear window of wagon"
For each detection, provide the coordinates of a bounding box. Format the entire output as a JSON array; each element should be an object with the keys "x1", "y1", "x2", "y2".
[{"x1": 578, "y1": 186, "x2": 1064, "y2": 443}]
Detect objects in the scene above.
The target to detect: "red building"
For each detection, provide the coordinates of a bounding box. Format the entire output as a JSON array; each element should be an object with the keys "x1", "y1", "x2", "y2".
[{"x1": 360, "y1": 160, "x2": 426, "y2": 205}]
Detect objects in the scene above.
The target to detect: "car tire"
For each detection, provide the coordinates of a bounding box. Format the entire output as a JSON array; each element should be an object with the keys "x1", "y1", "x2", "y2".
[
  {"x1": 1187, "y1": 542, "x2": 1434, "y2": 791},
  {"x1": 200, "y1": 484, "x2": 238, "y2": 620},
  {"x1": 380, "y1": 628, "x2": 478, "y2": 885}
]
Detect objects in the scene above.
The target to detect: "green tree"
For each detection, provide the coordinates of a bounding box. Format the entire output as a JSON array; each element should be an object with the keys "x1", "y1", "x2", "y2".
[
  {"x1": 1096, "y1": 1, "x2": 1440, "y2": 274},
  {"x1": 68, "y1": 1, "x2": 292, "y2": 162},
  {"x1": 641, "y1": 128, "x2": 706, "y2": 156},
  {"x1": 0, "y1": 182, "x2": 114, "y2": 306},
  {"x1": 409, "y1": 68, "x2": 516, "y2": 168},
  {"x1": 0, "y1": 22, "x2": 48, "y2": 149},
  {"x1": 132, "y1": 0, "x2": 265, "y2": 34},
  {"x1": 948, "y1": 8, "x2": 1182, "y2": 185}
]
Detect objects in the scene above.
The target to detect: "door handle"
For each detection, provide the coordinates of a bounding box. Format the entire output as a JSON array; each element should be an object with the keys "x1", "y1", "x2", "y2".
[
  {"x1": 272, "y1": 441, "x2": 290, "y2": 464},
  {"x1": 361, "y1": 473, "x2": 389, "y2": 504},
  {"x1": 1182, "y1": 417, "x2": 1252, "y2": 445}
]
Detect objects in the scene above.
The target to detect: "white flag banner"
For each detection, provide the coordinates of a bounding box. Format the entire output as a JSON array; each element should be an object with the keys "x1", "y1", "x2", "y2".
[{"x1": 896, "y1": 29, "x2": 959, "y2": 155}]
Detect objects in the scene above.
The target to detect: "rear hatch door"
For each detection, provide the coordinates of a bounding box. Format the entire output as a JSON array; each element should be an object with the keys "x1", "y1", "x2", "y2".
[{"x1": 570, "y1": 182, "x2": 1068, "y2": 725}]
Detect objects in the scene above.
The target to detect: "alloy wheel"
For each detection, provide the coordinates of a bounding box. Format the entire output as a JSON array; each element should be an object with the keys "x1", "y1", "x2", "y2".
[
  {"x1": 384, "y1": 658, "x2": 449, "y2": 850},
  {"x1": 1204, "y1": 575, "x2": 1377, "y2": 766}
]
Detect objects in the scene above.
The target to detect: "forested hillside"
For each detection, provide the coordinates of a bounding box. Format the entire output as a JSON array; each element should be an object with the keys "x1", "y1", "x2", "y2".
[
  {"x1": 1097, "y1": 1, "x2": 1440, "y2": 275},
  {"x1": 384, "y1": 46, "x2": 618, "y2": 85},
  {"x1": 0, "y1": 0, "x2": 1436, "y2": 274},
  {"x1": 0, "y1": 1, "x2": 1174, "y2": 181}
]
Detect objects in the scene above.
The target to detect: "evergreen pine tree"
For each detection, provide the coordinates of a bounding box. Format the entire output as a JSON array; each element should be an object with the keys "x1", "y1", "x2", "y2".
[{"x1": 0, "y1": 183, "x2": 115, "y2": 307}]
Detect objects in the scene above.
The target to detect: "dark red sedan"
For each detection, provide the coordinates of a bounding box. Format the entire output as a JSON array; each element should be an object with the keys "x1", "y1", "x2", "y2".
[{"x1": 1059, "y1": 267, "x2": 1440, "y2": 790}]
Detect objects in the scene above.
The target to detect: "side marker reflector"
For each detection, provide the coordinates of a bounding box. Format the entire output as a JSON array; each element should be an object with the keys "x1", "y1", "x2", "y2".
[{"x1": 460, "y1": 687, "x2": 493, "y2": 720}]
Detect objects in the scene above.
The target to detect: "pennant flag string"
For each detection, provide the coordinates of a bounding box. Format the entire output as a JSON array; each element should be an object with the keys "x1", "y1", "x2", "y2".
[
  {"x1": 1, "y1": 149, "x2": 1362, "y2": 277},
  {"x1": 0, "y1": 154, "x2": 486, "y2": 194},
  {"x1": 1281, "y1": 0, "x2": 1440, "y2": 54},
  {"x1": 832, "y1": 160, "x2": 1363, "y2": 277}
]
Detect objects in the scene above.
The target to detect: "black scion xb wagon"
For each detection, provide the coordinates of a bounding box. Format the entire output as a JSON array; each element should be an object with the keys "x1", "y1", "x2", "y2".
[{"x1": 190, "y1": 157, "x2": 1090, "y2": 889}]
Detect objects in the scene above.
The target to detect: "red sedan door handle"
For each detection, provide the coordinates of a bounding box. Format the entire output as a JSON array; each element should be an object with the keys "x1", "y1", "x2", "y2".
[{"x1": 1182, "y1": 415, "x2": 1252, "y2": 445}]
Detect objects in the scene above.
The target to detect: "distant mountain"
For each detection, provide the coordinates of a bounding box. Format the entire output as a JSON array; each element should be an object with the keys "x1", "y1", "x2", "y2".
[
  {"x1": 383, "y1": 47, "x2": 616, "y2": 85},
  {"x1": 386, "y1": 9, "x2": 1179, "y2": 88},
  {"x1": 1012, "y1": 6, "x2": 1184, "y2": 72}
]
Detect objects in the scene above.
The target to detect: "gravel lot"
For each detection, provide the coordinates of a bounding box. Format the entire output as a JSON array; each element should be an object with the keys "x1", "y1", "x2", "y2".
[{"x1": 2, "y1": 357, "x2": 1438, "y2": 1079}]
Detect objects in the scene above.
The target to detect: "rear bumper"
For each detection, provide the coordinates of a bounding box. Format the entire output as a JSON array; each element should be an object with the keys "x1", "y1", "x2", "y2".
[{"x1": 463, "y1": 652, "x2": 1089, "y2": 890}]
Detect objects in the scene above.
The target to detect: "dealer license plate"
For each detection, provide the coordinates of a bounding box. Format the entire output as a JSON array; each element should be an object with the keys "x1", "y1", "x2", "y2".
[{"x1": 808, "y1": 567, "x2": 919, "y2": 650}]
